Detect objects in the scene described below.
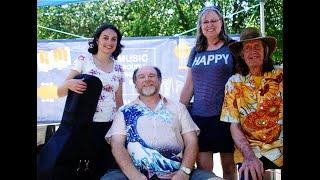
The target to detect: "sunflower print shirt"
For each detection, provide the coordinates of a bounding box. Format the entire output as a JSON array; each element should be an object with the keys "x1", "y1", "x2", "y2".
[{"x1": 220, "y1": 68, "x2": 283, "y2": 167}]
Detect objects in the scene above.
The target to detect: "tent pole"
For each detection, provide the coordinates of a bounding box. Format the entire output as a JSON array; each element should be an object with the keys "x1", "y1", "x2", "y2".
[{"x1": 260, "y1": 0, "x2": 265, "y2": 36}]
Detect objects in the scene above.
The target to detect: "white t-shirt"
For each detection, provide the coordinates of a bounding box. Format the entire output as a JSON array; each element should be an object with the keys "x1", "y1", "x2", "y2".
[{"x1": 71, "y1": 53, "x2": 124, "y2": 122}]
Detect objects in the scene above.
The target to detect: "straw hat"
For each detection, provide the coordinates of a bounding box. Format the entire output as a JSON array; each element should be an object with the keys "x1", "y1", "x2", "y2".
[{"x1": 229, "y1": 27, "x2": 277, "y2": 57}]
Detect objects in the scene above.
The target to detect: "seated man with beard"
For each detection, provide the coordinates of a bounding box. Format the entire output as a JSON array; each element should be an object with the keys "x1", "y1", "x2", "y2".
[{"x1": 100, "y1": 66, "x2": 222, "y2": 180}]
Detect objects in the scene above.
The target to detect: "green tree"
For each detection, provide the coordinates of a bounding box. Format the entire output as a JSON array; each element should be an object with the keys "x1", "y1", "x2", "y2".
[{"x1": 37, "y1": 0, "x2": 283, "y2": 64}]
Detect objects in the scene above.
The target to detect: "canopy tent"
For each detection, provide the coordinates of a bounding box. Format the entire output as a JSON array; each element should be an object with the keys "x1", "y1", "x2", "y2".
[{"x1": 37, "y1": 0, "x2": 98, "y2": 7}]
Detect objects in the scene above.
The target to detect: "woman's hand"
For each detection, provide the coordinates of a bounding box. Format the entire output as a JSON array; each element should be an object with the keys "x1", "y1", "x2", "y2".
[{"x1": 67, "y1": 79, "x2": 87, "y2": 94}]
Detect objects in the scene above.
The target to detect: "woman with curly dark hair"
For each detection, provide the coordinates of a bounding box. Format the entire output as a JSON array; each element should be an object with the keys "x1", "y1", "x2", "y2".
[{"x1": 57, "y1": 23, "x2": 125, "y2": 179}]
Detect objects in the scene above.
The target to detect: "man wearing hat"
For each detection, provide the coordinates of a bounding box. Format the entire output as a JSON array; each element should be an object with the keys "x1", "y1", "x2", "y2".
[{"x1": 220, "y1": 27, "x2": 283, "y2": 180}]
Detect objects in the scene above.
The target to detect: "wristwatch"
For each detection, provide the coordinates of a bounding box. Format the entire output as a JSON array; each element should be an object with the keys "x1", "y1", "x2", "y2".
[{"x1": 180, "y1": 166, "x2": 191, "y2": 175}]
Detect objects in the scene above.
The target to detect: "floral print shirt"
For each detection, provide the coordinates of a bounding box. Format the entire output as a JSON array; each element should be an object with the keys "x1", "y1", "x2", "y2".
[
  {"x1": 71, "y1": 54, "x2": 124, "y2": 122},
  {"x1": 221, "y1": 68, "x2": 283, "y2": 167}
]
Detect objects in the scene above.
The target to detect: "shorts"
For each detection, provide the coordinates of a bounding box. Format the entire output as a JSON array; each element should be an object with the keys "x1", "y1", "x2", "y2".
[{"x1": 192, "y1": 115, "x2": 234, "y2": 153}]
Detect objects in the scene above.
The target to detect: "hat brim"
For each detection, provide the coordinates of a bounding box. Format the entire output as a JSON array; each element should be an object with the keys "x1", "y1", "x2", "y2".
[{"x1": 229, "y1": 36, "x2": 277, "y2": 57}]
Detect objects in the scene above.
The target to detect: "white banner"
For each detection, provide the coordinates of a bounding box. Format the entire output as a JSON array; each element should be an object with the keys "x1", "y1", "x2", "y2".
[{"x1": 37, "y1": 36, "x2": 240, "y2": 123}]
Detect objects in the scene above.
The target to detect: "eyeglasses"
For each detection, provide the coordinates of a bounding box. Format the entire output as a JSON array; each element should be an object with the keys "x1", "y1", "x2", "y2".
[{"x1": 202, "y1": 19, "x2": 220, "y2": 25}]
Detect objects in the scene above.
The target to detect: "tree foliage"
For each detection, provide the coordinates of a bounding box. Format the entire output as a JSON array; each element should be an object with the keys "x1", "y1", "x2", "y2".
[{"x1": 37, "y1": 0, "x2": 283, "y2": 64}]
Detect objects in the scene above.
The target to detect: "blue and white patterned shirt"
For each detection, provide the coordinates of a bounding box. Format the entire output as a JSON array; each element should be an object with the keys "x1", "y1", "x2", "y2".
[{"x1": 105, "y1": 95, "x2": 199, "y2": 179}]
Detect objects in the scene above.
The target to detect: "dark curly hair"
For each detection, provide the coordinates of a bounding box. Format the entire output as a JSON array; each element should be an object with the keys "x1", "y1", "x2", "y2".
[
  {"x1": 88, "y1": 23, "x2": 124, "y2": 60},
  {"x1": 235, "y1": 42, "x2": 274, "y2": 76},
  {"x1": 195, "y1": 6, "x2": 233, "y2": 52}
]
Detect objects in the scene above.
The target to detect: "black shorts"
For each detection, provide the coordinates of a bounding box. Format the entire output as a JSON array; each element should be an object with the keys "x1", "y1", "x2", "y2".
[{"x1": 192, "y1": 115, "x2": 235, "y2": 153}]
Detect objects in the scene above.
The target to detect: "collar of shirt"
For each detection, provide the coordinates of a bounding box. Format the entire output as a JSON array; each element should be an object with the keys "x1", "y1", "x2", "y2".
[{"x1": 133, "y1": 94, "x2": 169, "y2": 112}]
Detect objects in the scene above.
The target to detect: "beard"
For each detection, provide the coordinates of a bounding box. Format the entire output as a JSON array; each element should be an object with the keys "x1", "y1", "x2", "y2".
[{"x1": 141, "y1": 86, "x2": 157, "y2": 96}]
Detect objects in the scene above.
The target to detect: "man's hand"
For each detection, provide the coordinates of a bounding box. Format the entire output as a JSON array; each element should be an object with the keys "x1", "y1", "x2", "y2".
[
  {"x1": 230, "y1": 123, "x2": 264, "y2": 180},
  {"x1": 111, "y1": 135, "x2": 147, "y2": 180},
  {"x1": 171, "y1": 170, "x2": 189, "y2": 180},
  {"x1": 239, "y1": 157, "x2": 264, "y2": 180}
]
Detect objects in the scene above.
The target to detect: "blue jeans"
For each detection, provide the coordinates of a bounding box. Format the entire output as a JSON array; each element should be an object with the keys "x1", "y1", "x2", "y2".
[{"x1": 100, "y1": 169, "x2": 223, "y2": 180}]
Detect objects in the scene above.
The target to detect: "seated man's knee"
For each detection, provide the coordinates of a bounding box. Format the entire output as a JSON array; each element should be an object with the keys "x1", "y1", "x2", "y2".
[{"x1": 191, "y1": 169, "x2": 224, "y2": 180}]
